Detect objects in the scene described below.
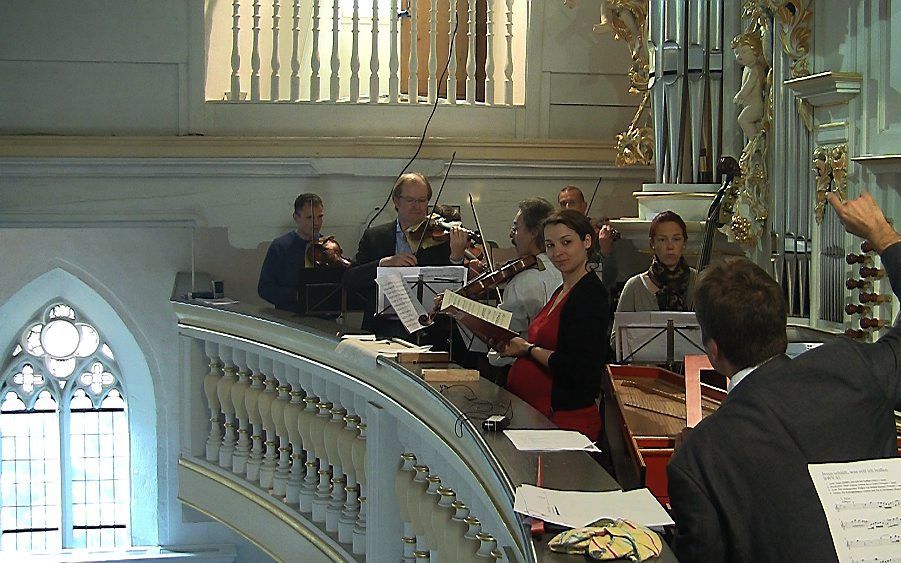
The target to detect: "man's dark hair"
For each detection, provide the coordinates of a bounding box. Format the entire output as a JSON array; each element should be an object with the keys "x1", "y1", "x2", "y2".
[
  {"x1": 558, "y1": 185, "x2": 586, "y2": 202},
  {"x1": 518, "y1": 197, "x2": 555, "y2": 247},
  {"x1": 694, "y1": 257, "x2": 787, "y2": 370},
  {"x1": 294, "y1": 193, "x2": 323, "y2": 215},
  {"x1": 392, "y1": 172, "x2": 433, "y2": 199}
]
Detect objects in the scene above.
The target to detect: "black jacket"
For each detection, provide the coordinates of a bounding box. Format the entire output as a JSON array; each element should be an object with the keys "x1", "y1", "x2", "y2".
[
  {"x1": 546, "y1": 271, "x2": 610, "y2": 411},
  {"x1": 343, "y1": 220, "x2": 452, "y2": 327},
  {"x1": 667, "y1": 241, "x2": 901, "y2": 563}
]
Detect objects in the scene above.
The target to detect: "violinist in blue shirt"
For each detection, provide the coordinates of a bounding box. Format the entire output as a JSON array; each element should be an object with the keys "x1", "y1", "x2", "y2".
[{"x1": 257, "y1": 193, "x2": 324, "y2": 311}]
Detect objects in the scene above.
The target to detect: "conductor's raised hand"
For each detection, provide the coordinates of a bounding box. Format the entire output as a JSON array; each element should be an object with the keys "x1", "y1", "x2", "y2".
[{"x1": 827, "y1": 191, "x2": 901, "y2": 253}]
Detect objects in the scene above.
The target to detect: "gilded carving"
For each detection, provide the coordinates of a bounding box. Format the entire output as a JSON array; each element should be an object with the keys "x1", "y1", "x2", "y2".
[{"x1": 812, "y1": 144, "x2": 848, "y2": 224}]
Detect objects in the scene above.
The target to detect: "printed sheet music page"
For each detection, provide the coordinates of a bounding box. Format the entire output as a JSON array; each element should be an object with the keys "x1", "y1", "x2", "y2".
[{"x1": 808, "y1": 457, "x2": 901, "y2": 562}]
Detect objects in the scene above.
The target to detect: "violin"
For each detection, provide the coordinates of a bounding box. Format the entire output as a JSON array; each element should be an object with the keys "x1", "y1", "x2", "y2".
[
  {"x1": 305, "y1": 236, "x2": 352, "y2": 269},
  {"x1": 406, "y1": 212, "x2": 484, "y2": 251},
  {"x1": 418, "y1": 254, "x2": 544, "y2": 324}
]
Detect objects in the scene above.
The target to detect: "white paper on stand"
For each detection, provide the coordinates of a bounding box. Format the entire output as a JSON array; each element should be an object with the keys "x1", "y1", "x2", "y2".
[
  {"x1": 503, "y1": 429, "x2": 600, "y2": 452},
  {"x1": 378, "y1": 274, "x2": 429, "y2": 333},
  {"x1": 513, "y1": 484, "x2": 674, "y2": 529},
  {"x1": 809, "y1": 457, "x2": 901, "y2": 562}
]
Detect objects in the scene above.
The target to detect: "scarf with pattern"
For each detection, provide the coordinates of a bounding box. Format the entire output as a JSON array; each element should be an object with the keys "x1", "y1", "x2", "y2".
[{"x1": 647, "y1": 255, "x2": 691, "y2": 311}]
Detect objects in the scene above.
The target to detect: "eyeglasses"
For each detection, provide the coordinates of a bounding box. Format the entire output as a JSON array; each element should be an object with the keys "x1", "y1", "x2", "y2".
[
  {"x1": 509, "y1": 222, "x2": 518, "y2": 235},
  {"x1": 396, "y1": 195, "x2": 429, "y2": 205}
]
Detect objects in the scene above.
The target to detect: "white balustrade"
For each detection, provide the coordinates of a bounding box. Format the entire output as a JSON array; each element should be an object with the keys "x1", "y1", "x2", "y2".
[
  {"x1": 178, "y1": 301, "x2": 532, "y2": 561},
  {"x1": 211, "y1": 0, "x2": 524, "y2": 106}
]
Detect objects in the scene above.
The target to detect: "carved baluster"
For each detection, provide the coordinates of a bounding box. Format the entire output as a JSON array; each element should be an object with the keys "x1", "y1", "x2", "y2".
[
  {"x1": 243, "y1": 356, "x2": 265, "y2": 482},
  {"x1": 310, "y1": 0, "x2": 322, "y2": 101},
  {"x1": 408, "y1": 465, "x2": 432, "y2": 554},
  {"x1": 270, "y1": 0, "x2": 281, "y2": 99},
  {"x1": 217, "y1": 350, "x2": 238, "y2": 468},
  {"x1": 396, "y1": 453, "x2": 418, "y2": 557},
  {"x1": 229, "y1": 0, "x2": 242, "y2": 100},
  {"x1": 202, "y1": 342, "x2": 223, "y2": 462},
  {"x1": 431, "y1": 487, "x2": 456, "y2": 561},
  {"x1": 338, "y1": 411, "x2": 361, "y2": 544},
  {"x1": 290, "y1": 0, "x2": 301, "y2": 100},
  {"x1": 504, "y1": 0, "x2": 513, "y2": 105},
  {"x1": 298, "y1": 395, "x2": 320, "y2": 513},
  {"x1": 428, "y1": 0, "x2": 438, "y2": 104},
  {"x1": 325, "y1": 405, "x2": 348, "y2": 532},
  {"x1": 350, "y1": 0, "x2": 360, "y2": 102},
  {"x1": 258, "y1": 373, "x2": 279, "y2": 489},
  {"x1": 484, "y1": 0, "x2": 494, "y2": 105},
  {"x1": 250, "y1": 0, "x2": 262, "y2": 100},
  {"x1": 476, "y1": 532, "x2": 497, "y2": 558},
  {"x1": 408, "y1": 0, "x2": 419, "y2": 103},
  {"x1": 270, "y1": 363, "x2": 290, "y2": 498},
  {"x1": 402, "y1": 536, "x2": 417, "y2": 562},
  {"x1": 463, "y1": 516, "x2": 482, "y2": 561},
  {"x1": 330, "y1": 0, "x2": 340, "y2": 101},
  {"x1": 447, "y1": 0, "x2": 458, "y2": 105},
  {"x1": 312, "y1": 400, "x2": 333, "y2": 523},
  {"x1": 420, "y1": 475, "x2": 442, "y2": 558},
  {"x1": 369, "y1": 0, "x2": 380, "y2": 103},
  {"x1": 351, "y1": 421, "x2": 367, "y2": 554},
  {"x1": 465, "y1": 0, "x2": 476, "y2": 104},
  {"x1": 230, "y1": 352, "x2": 252, "y2": 475},
  {"x1": 283, "y1": 368, "x2": 305, "y2": 505},
  {"x1": 449, "y1": 501, "x2": 473, "y2": 563},
  {"x1": 389, "y1": 0, "x2": 400, "y2": 103}
]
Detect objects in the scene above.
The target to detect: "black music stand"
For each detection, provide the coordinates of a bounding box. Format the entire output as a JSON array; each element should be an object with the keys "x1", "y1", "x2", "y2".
[{"x1": 297, "y1": 268, "x2": 345, "y2": 318}]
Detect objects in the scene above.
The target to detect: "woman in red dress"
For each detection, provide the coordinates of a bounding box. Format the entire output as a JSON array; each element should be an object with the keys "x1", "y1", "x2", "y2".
[{"x1": 495, "y1": 209, "x2": 610, "y2": 441}]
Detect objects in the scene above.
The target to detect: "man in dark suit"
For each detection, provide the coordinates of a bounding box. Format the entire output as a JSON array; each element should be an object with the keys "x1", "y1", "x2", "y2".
[
  {"x1": 668, "y1": 191, "x2": 901, "y2": 563},
  {"x1": 343, "y1": 172, "x2": 468, "y2": 334}
]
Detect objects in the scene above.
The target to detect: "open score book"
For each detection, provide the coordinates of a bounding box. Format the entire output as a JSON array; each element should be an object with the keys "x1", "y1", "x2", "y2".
[{"x1": 439, "y1": 290, "x2": 518, "y2": 344}]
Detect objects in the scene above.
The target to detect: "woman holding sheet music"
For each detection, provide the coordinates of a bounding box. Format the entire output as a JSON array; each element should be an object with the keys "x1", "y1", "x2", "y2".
[{"x1": 494, "y1": 209, "x2": 610, "y2": 441}]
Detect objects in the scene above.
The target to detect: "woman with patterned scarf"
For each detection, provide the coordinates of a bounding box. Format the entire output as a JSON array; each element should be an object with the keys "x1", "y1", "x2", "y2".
[{"x1": 616, "y1": 211, "x2": 697, "y2": 314}]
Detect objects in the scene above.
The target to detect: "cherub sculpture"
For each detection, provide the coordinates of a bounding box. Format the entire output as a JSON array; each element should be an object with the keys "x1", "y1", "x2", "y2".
[{"x1": 732, "y1": 32, "x2": 766, "y2": 141}]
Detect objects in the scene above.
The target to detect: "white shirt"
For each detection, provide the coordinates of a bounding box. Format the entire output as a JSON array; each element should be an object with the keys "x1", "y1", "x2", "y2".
[{"x1": 488, "y1": 253, "x2": 563, "y2": 366}]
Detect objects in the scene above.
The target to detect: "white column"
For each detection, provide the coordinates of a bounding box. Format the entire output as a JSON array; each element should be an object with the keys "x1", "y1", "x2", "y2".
[
  {"x1": 465, "y1": 0, "x2": 476, "y2": 104},
  {"x1": 408, "y1": 0, "x2": 419, "y2": 103},
  {"x1": 250, "y1": 0, "x2": 262, "y2": 100},
  {"x1": 504, "y1": 0, "x2": 514, "y2": 106},
  {"x1": 229, "y1": 0, "x2": 242, "y2": 100},
  {"x1": 330, "y1": 0, "x2": 341, "y2": 101},
  {"x1": 447, "y1": 0, "x2": 458, "y2": 105},
  {"x1": 369, "y1": 0, "x2": 380, "y2": 103},
  {"x1": 484, "y1": 0, "x2": 495, "y2": 105},
  {"x1": 428, "y1": 0, "x2": 438, "y2": 104},
  {"x1": 350, "y1": 0, "x2": 361, "y2": 102},
  {"x1": 389, "y1": 0, "x2": 400, "y2": 102},
  {"x1": 270, "y1": 0, "x2": 281, "y2": 100},
  {"x1": 290, "y1": 0, "x2": 301, "y2": 100},
  {"x1": 310, "y1": 0, "x2": 322, "y2": 101}
]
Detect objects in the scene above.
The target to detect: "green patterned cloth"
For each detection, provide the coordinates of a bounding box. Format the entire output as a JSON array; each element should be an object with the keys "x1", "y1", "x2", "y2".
[{"x1": 548, "y1": 518, "x2": 663, "y2": 561}]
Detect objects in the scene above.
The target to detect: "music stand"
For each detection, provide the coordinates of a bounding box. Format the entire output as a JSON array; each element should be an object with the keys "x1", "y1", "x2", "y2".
[
  {"x1": 614, "y1": 311, "x2": 705, "y2": 369},
  {"x1": 297, "y1": 268, "x2": 344, "y2": 317},
  {"x1": 375, "y1": 266, "x2": 467, "y2": 323}
]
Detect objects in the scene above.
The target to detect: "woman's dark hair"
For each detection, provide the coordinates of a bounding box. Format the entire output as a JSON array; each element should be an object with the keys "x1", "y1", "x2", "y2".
[
  {"x1": 542, "y1": 209, "x2": 599, "y2": 264},
  {"x1": 649, "y1": 210, "x2": 688, "y2": 240},
  {"x1": 517, "y1": 197, "x2": 555, "y2": 247}
]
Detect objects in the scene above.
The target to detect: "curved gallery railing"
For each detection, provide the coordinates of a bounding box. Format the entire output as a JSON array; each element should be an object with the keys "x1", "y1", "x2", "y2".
[{"x1": 174, "y1": 299, "x2": 542, "y2": 562}]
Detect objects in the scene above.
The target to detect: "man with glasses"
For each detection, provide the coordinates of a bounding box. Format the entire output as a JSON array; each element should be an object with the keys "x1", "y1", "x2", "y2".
[
  {"x1": 344, "y1": 172, "x2": 468, "y2": 333},
  {"x1": 258, "y1": 192, "x2": 326, "y2": 311}
]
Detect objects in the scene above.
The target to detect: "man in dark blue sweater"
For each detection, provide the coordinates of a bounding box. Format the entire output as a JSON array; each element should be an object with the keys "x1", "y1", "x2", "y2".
[{"x1": 257, "y1": 193, "x2": 324, "y2": 311}]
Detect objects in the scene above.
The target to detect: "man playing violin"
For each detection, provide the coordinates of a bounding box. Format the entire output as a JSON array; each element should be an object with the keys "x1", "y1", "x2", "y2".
[
  {"x1": 343, "y1": 172, "x2": 469, "y2": 334},
  {"x1": 257, "y1": 192, "x2": 327, "y2": 311},
  {"x1": 558, "y1": 185, "x2": 619, "y2": 286},
  {"x1": 487, "y1": 198, "x2": 562, "y2": 370}
]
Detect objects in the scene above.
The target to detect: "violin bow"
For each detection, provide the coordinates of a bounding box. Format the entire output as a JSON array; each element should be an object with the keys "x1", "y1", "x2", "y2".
[
  {"x1": 469, "y1": 192, "x2": 503, "y2": 304},
  {"x1": 585, "y1": 176, "x2": 602, "y2": 218},
  {"x1": 412, "y1": 151, "x2": 456, "y2": 255}
]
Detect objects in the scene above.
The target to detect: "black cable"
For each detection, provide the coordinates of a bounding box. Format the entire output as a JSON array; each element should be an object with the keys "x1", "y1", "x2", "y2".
[
  {"x1": 364, "y1": 14, "x2": 461, "y2": 232},
  {"x1": 439, "y1": 384, "x2": 514, "y2": 438}
]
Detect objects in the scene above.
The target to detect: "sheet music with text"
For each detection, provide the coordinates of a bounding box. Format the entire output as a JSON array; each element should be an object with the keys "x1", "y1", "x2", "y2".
[
  {"x1": 440, "y1": 290, "x2": 512, "y2": 329},
  {"x1": 809, "y1": 458, "x2": 901, "y2": 562},
  {"x1": 379, "y1": 274, "x2": 428, "y2": 333}
]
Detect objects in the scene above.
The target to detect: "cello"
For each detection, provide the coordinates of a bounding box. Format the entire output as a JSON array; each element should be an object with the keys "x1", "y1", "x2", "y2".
[{"x1": 697, "y1": 156, "x2": 741, "y2": 271}]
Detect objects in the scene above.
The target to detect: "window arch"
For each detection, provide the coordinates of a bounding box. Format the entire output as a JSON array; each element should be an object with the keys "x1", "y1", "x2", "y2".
[{"x1": 1, "y1": 303, "x2": 130, "y2": 551}]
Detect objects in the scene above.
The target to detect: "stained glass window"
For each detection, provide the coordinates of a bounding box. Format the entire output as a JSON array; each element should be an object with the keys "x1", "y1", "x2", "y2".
[{"x1": 0, "y1": 303, "x2": 130, "y2": 552}]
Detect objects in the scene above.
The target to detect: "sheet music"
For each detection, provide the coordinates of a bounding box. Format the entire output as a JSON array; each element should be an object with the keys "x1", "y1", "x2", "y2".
[
  {"x1": 513, "y1": 484, "x2": 674, "y2": 528},
  {"x1": 376, "y1": 266, "x2": 466, "y2": 318},
  {"x1": 809, "y1": 458, "x2": 901, "y2": 562},
  {"x1": 379, "y1": 274, "x2": 429, "y2": 333},
  {"x1": 440, "y1": 290, "x2": 512, "y2": 329}
]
